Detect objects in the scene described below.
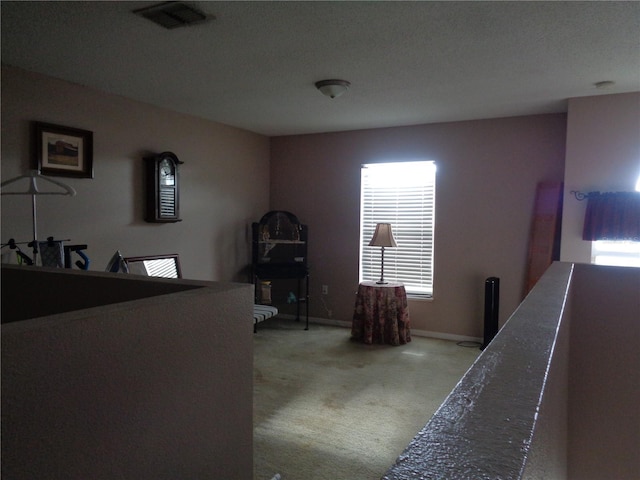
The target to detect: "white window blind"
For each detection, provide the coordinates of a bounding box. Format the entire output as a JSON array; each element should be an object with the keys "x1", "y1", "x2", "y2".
[
  {"x1": 592, "y1": 241, "x2": 640, "y2": 267},
  {"x1": 359, "y1": 161, "x2": 436, "y2": 297}
]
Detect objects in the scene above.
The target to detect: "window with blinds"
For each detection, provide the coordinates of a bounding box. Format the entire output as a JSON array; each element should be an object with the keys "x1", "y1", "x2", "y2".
[
  {"x1": 359, "y1": 161, "x2": 436, "y2": 297},
  {"x1": 591, "y1": 240, "x2": 640, "y2": 267},
  {"x1": 589, "y1": 175, "x2": 640, "y2": 268}
]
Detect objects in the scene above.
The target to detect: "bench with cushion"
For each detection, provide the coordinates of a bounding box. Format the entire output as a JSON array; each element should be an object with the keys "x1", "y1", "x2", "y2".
[{"x1": 253, "y1": 304, "x2": 278, "y2": 332}]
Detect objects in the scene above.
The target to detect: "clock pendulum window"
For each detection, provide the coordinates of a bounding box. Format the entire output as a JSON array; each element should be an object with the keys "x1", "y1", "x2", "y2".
[{"x1": 144, "y1": 152, "x2": 183, "y2": 223}]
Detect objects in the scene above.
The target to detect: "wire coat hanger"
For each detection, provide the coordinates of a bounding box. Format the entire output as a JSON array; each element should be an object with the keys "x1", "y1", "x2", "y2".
[
  {"x1": 1, "y1": 170, "x2": 76, "y2": 265},
  {"x1": 1, "y1": 169, "x2": 76, "y2": 196}
]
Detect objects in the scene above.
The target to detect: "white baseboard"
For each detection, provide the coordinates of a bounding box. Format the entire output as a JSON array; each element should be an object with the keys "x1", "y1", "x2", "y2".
[
  {"x1": 277, "y1": 314, "x2": 350, "y2": 329},
  {"x1": 277, "y1": 314, "x2": 482, "y2": 344},
  {"x1": 410, "y1": 328, "x2": 482, "y2": 344}
]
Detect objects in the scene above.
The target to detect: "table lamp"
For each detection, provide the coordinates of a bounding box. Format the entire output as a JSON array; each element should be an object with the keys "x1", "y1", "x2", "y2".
[{"x1": 369, "y1": 223, "x2": 397, "y2": 284}]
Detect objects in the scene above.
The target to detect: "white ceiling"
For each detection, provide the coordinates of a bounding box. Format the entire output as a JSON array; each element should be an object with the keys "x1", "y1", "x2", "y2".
[{"x1": 2, "y1": 1, "x2": 639, "y2": 137}]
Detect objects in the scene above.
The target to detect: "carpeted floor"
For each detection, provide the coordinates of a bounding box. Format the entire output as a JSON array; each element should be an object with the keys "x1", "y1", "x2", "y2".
[{"x1": 253, "y1": 318, "x2": 479, "y2": 480}]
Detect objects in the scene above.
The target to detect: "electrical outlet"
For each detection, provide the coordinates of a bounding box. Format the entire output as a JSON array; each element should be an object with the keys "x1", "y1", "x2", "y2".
[{"x1": 322, "y1": 284, "x2": 329, "y2": 295}]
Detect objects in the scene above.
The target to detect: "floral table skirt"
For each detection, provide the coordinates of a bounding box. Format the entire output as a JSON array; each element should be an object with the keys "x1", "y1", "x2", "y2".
[{"x1": 351, "y1": 281, "x2": 411, "y2": 346}]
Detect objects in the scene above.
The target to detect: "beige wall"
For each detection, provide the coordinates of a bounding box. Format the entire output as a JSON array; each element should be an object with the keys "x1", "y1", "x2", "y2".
[
  {"x1": 561, "y1": 92, "x2": 640, "y2": 263},
  {"x1": 568, "y1": 264, "x2": 640, "y2": 480},
  {"x1": 4, "y1": 64, "x2": 637, "y2": 339},
  {"x1": 1, "y1": 65, "x2": 270, "y2": 283},
  {"x1": 1, "y1": 265, "x2": 254, "y2": 479},
  {"x1": 271, "y1": 115, "x2": 567, "y2": 338}
]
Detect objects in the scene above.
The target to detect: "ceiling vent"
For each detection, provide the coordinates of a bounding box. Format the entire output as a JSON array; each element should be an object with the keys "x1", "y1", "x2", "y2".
[{"x1": 133, "y1": 2, "x2": 211, "y2": 29}]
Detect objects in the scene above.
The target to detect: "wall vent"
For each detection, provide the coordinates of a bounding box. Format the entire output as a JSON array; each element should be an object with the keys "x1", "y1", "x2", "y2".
[{"x1": 133, "y1": 2, "x2": 211, "y2": 29}]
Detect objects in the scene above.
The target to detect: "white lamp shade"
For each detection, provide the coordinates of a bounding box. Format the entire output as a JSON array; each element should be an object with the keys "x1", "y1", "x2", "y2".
[{"x1": 368, "y1": 223, "x2": 397, "y2": 247}]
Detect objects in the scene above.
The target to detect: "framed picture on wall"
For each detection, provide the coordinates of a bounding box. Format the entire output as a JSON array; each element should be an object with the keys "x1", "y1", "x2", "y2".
[{"x1": 33, "y1": 122, "x2": 93, "y2": 178}]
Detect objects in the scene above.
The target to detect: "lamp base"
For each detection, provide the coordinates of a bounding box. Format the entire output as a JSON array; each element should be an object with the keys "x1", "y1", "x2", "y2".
[{"x1": 376, "y1": 280, "x2": 388, "y2": 284}]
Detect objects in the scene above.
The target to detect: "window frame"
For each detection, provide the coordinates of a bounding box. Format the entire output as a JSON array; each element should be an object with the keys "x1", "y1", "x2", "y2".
[
  {"x1": 359, "y1": 161, "x2": 436, "y2": 298},
  {"x1": 588, "y1": 174, "x2": 640, "y2": 268}
]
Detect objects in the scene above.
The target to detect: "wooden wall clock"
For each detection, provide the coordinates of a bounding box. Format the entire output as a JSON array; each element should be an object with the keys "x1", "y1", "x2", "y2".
[{"x1": 144, "y1": 151, "x2": 183, "y2": 223}]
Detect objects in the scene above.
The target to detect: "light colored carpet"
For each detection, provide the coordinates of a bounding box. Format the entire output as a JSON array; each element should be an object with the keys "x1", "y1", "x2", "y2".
[{"x1": 253, "y1": 318, "x2": 479, "y2": 480}]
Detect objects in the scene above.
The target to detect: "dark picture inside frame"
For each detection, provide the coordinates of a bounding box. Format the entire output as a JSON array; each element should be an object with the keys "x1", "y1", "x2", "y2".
[{"x1": 34, "y1": 122, "x2": 93, "y2": 178}]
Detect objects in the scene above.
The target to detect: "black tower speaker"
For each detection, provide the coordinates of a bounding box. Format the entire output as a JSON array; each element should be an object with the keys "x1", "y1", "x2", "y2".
[{"x1": 481, "y1": 277, "x2": 500, "y2": 350}]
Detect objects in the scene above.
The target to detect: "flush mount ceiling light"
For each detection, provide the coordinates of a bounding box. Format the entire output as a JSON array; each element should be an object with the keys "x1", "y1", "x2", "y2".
[
  {"x1": 133, "y1": 1, "x2": 211, "y2": 29},
  {"x1": 315, "y1": 79, "x2": 351, "y2": 99},
  {"x1": 594, "y1": 80, "x2": 615, "y2": 89}
]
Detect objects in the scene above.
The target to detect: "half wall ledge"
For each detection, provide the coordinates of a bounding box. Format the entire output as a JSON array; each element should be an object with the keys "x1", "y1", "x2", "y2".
[
  {"x1": 1, "y1": 265, "x2": 254, "y2": 479},
  {"x1": 383, "y1": 261, "x2": 574, "y2": 479}
]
